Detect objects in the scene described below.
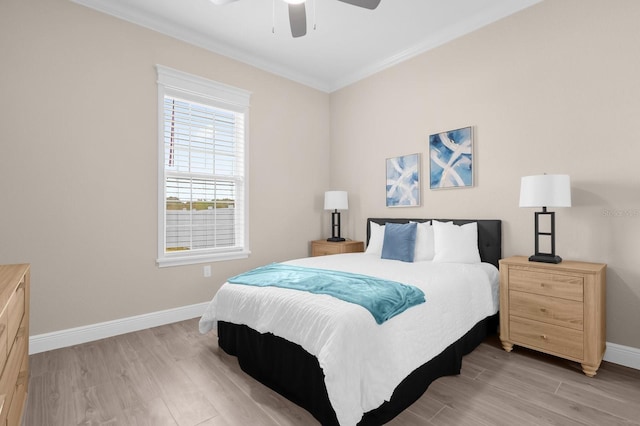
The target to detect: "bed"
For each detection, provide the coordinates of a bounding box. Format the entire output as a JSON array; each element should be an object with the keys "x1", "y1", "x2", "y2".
[{"x1": 199, "y1": 218, "x2": 502, "y2": 425}]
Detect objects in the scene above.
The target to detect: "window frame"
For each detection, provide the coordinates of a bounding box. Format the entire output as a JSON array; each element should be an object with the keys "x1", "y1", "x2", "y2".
[{"x1": 156, "y1": 65, "x2": 251, "y2": 267}]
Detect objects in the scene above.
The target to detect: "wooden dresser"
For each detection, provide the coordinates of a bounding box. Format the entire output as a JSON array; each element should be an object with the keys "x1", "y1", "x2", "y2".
[
  {"x1": 311, "y1": 240, "x2": 364, "y2": 257},
  {"x1": 0, "y1": 264, "x2": 30, "y2": 426},
  {"x1": 499, "y1": 256, "x2": 606, "y2": 377}
]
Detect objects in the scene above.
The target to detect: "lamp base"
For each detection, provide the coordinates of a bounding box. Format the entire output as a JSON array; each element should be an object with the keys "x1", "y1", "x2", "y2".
[
  {"x1": 326, "y1": 237, "x2": 346, "y2": 242},
  {"x1": 529, "y1": 254, "x2": 563, "y2": 264}
]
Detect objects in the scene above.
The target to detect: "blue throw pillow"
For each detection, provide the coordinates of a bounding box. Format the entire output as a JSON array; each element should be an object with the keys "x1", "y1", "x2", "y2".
[{"x1": 381, "y1": 222, "x2": 417, "y2": 262}]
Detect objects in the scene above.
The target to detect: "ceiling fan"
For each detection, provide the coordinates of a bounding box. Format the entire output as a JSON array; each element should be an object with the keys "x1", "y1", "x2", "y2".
[{"x1": 210, "y1": 0, "x2": 382, "y2": 38}]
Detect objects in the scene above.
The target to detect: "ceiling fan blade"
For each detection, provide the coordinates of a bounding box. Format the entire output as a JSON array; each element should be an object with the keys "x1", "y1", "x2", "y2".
[
  {"x1": 337, "y1": 0, "x2": 381, "y2": 10},
  {"x1": 288, "y1": 3, "x2": 307, "y2": 38},
  {"x1": 209, "y1": 0, "x2": 239, "y2": 5}
]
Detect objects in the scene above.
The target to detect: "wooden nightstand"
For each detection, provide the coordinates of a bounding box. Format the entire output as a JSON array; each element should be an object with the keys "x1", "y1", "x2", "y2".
[
  {"x1": 499, "y1": 256, "x2": 606, "y2": 377},
  {"x1": 311, "y1": 240, "x2": 364, "y2": 257}
]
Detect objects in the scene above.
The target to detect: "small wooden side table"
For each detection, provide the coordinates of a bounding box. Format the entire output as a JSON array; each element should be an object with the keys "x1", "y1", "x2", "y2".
[{"x1": 499, "y1": 255, "x2": 606, "y2": 377}]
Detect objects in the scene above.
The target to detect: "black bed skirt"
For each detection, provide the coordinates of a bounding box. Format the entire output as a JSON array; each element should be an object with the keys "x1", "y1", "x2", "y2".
[{"x1": 218, "y1": 314, "x2": 498, "y2": 425}]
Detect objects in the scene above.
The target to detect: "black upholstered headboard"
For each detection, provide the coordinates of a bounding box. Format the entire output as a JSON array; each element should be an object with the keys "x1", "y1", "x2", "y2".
[{"x1": 366, "y1": 218, "x2": 502, "y2": 268}]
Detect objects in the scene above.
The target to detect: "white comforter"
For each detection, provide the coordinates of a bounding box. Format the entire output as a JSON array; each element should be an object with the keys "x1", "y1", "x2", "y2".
[{"x1": 199, "y1": 253, "x2": 500, "y2": 426}]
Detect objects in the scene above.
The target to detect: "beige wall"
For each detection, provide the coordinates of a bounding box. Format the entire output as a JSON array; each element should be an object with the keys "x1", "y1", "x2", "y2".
[
  {"x1": 330, "y1": 0, "x2": 640, "y2": 349},
  {"x1": 2, "y1": 0, "x2": 639, "y2": 352},
  {"x1": 0, "y1": 0, "x2": 330, "y2": 334}
]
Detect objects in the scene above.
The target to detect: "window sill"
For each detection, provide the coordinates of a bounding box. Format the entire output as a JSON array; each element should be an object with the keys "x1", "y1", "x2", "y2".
[{"x1": 156, "y1": 250, "x2": 251, "y2": 268}]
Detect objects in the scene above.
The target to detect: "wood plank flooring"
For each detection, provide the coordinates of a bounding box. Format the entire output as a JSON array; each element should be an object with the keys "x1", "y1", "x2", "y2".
[{"x1": 24, "y1": 318, "x2": 640, "y2": 425}]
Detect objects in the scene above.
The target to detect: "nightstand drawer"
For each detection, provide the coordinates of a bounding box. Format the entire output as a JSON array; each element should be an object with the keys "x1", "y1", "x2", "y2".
[
  {"x1": 510, "y1": 290, "x2": 583, "y2": 330},
  {"x1": 310, "y1": 240, "x2": 364, "y2": 257},
  {"x1": 509, "y1": 267, "x2": 583, "y2": 301},
  {"x1": 313, "y1": 244, "x2": 341, "y2": 256},
  {"x1": 510, "y1": 315, "x2": 583, "y2": 360}
]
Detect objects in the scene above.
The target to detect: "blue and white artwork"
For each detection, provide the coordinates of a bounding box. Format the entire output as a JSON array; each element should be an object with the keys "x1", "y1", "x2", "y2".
[
  {"x1": 429, "y1": 126, "x2": 473, "y2": 189},
  {"x1": 386, "y1": 153, "x2": 420, "y2": 207}
]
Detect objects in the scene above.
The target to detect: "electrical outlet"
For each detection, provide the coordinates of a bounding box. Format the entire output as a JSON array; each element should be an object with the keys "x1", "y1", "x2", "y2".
[{"x1": 203, "y1": 265, "x2": 212, "y2": 277}]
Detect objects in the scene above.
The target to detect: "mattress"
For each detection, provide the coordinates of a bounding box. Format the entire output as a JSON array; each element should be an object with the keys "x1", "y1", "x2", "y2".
[{"x1": 199, "y1": 253, "x2": 500, "y2": 426}]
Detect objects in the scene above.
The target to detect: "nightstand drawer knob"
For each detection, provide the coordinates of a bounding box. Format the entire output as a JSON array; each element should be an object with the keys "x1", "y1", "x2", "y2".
[
  {"x1": 541, "y1": 334, "x2": 548, "y2": 340},
  {"x1": 540, "y1": 308, "x2": 547, "y2": 313}
]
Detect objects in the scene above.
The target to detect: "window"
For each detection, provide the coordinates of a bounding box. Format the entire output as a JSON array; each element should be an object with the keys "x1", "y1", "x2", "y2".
[{"x1": 156, "y1": 65, "x2": 251, "y2": 267}]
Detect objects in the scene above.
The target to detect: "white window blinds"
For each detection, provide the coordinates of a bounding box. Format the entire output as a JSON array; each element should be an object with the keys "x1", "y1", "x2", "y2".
[{"x1": 156, "y1": 66, "x2": 251, "y2": 267}]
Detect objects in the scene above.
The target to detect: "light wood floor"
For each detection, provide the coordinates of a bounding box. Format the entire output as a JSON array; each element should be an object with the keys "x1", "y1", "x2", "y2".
[{"x1": 24, "y1": 318, "x2": 640, "y2": 426}]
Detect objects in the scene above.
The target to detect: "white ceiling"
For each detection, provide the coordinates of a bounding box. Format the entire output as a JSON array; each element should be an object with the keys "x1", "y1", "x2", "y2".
[{"x1": 72, "y1": 0, "x2": 542, "y2": 92}]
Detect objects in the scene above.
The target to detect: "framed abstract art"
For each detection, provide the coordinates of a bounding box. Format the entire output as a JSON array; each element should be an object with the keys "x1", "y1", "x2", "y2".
[
  {"x1": 429, "y1": 126, "x2": 473, "y2": 189},
  {"x1": 386, "y1": 153, "x2": 420, "y2": 207}
]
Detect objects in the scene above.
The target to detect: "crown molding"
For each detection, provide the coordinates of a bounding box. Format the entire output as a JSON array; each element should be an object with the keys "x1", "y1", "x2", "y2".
[
  {"x1": 329, "y1": 0, "x2": 542, "y2": 91},
  {"x1": 72, "y1": 0, "x2": 541, "y2": 93},
  {"x1": 71, "y1": 0, "x2": 332, "y2": 91}
]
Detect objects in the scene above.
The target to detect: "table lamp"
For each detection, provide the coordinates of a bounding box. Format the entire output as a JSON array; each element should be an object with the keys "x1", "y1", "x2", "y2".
[
  {"x1": 324, "y1": 191, "x2": 348, "y2": 242},
  {"x1": 519, "y1": 174, "x2": 571, "y2": 263}
]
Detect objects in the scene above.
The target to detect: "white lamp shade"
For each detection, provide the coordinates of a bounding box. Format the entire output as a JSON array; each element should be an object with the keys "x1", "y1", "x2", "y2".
[
  {"x1": 324, "y1": 191, "x2": 348, "y2": 210},
  {"x1": 519, "y1": 174, "x2": 572, "y2": 208}
]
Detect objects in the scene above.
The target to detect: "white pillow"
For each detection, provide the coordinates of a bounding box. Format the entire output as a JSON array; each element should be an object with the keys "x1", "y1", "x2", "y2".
[
  {"x1": 365, "y1": 222, "x2": 385, "y2": 255},
  {"x1": 411, "y1": 221, "x2": 435, "y2": 261},
  {"x1": 432, "y1": 221, "x2": 481, "y2": 263}
]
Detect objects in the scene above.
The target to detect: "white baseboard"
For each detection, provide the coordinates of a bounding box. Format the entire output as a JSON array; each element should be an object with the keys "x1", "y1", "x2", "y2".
[
  {"x1": 29, "y1": 305, "x2": 640, "y2": 372},
  {"x1": 604, "y1": 342, "x2": 640, "y2": 371},
  {"x1": 29, "y1": 302, "x2": 209, "y2": 354}
]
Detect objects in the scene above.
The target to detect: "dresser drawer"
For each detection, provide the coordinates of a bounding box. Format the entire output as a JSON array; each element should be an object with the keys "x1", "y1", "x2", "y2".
[
  {"x1": 509, "y1": 268, "x2": 583, "y2": 301},
  {"x1": 6, "y1": 283, "x2": 25, "y2": 349},
  {"x1": 509, "y1": 315, "x2": 583, "y2": 360},
  {"x1": 0, "y1": 307, "x2": 7, "y2": 375},
  {"x1": 0, "y1": 323, "x2": 26, "y2": 426},
  {"x1": 6, "y1": 350, "x2": 28, "y2": 426},
  {"x1": 509, "y1": 290, "x2": 583, "y2": 330},
  {"x1": 0, "y1": 394, "x2": 5, "y2": 426}
]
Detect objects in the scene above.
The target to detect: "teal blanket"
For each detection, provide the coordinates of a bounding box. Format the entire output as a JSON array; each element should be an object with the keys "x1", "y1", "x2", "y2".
[{"x1": 227, "y1": 263, "x2": 425, "y2": 324}]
